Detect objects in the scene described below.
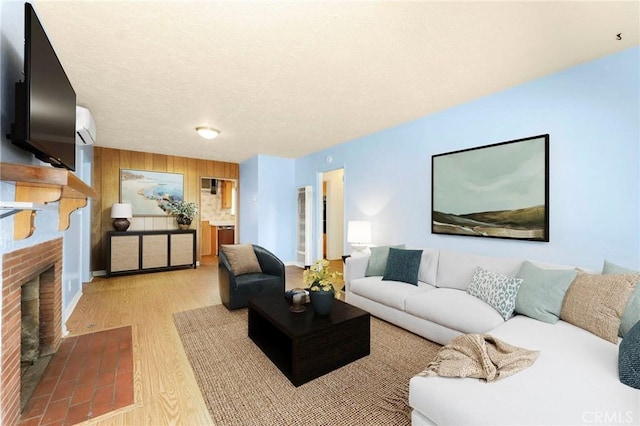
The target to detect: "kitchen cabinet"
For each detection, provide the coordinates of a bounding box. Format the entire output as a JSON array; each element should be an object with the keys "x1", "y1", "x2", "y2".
[
  {"x1": 211, "y1": 225, "x2": 218, "y2": 256},
  {"x1": 106, "y1": 230, "x2": 196, "y2": 276},
  {"x1": 221, "y1": 180, "x2": 233, "y2": 210},
  {"x1": 201, "y1": 221, "x2": 211, "y2": 255}
]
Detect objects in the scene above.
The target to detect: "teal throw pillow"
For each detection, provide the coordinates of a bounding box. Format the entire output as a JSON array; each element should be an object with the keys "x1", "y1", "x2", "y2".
[
  {"x1": 603, "y1": 260, "x2": 640, "y2": 337},
  {"x1": 382, "y1": 248, "x2": 423, "y2": 286},
  {"x1": 619, "y1": 320, "x2": 640, "y2": 389},
  {"x1": 365, "y1": 245, "x2": 405, "y2": 277},
  {"x1": 467, "y1": 267, "x2": 523, "y2": 321},
  {"x1": 603, "y1": 259, "x2": 635, "y2": 274},
  {"x1": 515, "y1": 261, "x2": 578, "y2": 324}
]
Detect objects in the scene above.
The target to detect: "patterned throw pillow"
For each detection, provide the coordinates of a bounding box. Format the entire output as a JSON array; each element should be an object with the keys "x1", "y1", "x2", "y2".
[
  {"x1": 560, "y1": 273, "x2": 638, "y2": 343},
  {"x1": 220, "y1": 244, "x2": 262, "y2": 276},
  {"x1": 619, "y1": 320, "x2": 640, "y2": 389},
  {"x1": 467, "y1": 267, "x2": 523, "y2": 321}
]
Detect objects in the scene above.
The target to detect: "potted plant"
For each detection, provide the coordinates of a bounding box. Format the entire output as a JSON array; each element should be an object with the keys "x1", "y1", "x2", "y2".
[
  {"x1": 303, "y1": 259, "x2": 342, "y2": 315},
  {"x1": 169, "y1": 201, "x2": 198, "y2": 229}
]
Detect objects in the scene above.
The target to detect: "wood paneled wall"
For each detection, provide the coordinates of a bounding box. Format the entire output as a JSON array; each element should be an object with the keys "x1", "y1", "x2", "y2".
[{"x1": 92, "y1": 147, "x2": 239, "y2": 272}]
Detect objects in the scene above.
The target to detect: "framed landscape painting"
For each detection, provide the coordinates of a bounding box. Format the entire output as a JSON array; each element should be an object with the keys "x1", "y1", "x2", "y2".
[
  {"x1": 431, "y1": 134, "x2": 549, "y2": 241},
  {"x1": 120, "y1": 169, "x2": 184, "y2": 216}
]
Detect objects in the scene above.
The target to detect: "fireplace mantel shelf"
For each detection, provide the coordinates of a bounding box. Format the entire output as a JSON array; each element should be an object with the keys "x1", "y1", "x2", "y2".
[
  {"x1": 0, "y1": 201, "x2": 56, "y2": 218},
  {"x1": 0, "y1": 162, "x2": 99, "y2": 239}
]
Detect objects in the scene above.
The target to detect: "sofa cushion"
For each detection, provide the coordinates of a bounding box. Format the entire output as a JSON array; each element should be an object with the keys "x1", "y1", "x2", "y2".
[
  {"x1": 619, "y1": 320, "x2": 640, "y2": 389},
  {"x1": 560, "y1": 273, "x2": 639, "y2": 343},
  {"x1": 365, "y1": 244, "x2": 405, "y2": 276},
  {"x1": 467, "y1": 267, "x2": 522, "y2": 320},
  {"x1": 436, "y1": 250, "x2": 523, "y2": 291},
  {"x1": 350, "y1": 276, "x2": 433, "y2": 311},
  {"x1": 221, "y1": 244, "x2": 262, "y2": 276},
  {"x1": 235, "y1": 272, "x2": 281, "y2": 289},
  {"x1": 382, "y1": 248, "x2": 423, "y2": 285},
  {"x1": 515, "y1": 261, "x2": 578, "y2": 324},
  {"x1": 405, "y1": 288, "x2": 504, "y2": 334},
  {"x1": 602, "y1": 260, "x2": 640, "y2": 338},
  {"x1": 410, "y1": 316, "x2": 636, "y2": 426},
  {"x1": 417, "y1": 248, "x2": 440, "y2": 286}
]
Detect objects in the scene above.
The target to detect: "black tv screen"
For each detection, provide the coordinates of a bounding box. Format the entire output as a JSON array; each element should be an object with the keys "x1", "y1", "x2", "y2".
[{"x1": 11, "y1": 3, "x2": 76, "y2": 171}]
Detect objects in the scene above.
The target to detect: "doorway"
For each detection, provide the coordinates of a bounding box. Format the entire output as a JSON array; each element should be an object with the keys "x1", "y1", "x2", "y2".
[
  {"x1": 318, "y1": 168, "x2": 344, "y2": 261},
  {"x1": 200, "y1": 177, "x2": 237, "y2": 265}
]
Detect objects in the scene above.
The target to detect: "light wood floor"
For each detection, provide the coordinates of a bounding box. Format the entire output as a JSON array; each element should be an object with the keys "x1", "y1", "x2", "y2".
[{"x1": 64, "y1": 259, "x2": 343, "y2": 425}]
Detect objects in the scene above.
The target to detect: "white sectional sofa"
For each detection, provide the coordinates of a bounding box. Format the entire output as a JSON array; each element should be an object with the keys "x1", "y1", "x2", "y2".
[{"x1": 344, "y1": 248, "x2": 640, "y2": 426}]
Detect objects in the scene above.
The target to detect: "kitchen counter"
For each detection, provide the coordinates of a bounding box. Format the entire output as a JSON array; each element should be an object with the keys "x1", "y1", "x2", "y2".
[
  {"x1": 205, "y1": 221, "x2": 236, "y2": 255},
  {"x1": 208, "y1": 220, "x2": 235, "y2": 227}
]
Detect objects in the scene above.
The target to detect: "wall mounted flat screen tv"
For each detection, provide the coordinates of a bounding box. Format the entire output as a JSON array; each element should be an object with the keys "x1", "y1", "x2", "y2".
[{"x1": 10, "y1": 3, "x2": 77, "y2": 171}]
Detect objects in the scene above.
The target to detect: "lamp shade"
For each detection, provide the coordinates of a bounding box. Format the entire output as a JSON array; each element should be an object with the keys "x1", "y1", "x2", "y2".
[
  {"x1": 347, "y1": 221, "x2": 371, "y2": 244},
  {"x1": 111, "y1": 203, "x2": 132, "y2": 219}
]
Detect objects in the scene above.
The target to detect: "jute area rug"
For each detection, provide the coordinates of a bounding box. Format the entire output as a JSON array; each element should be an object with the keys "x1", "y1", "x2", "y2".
[{"x1": 173, "y1": 304, "x2": 440, "y2": 426}]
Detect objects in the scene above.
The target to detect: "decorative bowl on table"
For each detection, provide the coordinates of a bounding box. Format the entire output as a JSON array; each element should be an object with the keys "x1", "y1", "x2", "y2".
[{"x1": 285, "y1": 288, "x2": 309, "y2": 313}]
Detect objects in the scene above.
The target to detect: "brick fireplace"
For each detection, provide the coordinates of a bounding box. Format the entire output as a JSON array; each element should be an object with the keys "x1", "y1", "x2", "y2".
[{"x1": 2, "y1": 238, "x2": 63, "y2": 426}]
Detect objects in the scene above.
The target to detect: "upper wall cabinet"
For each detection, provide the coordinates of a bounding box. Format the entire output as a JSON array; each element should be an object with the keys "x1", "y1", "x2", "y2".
[
  {"x1": 221, "y1": 180, "x2": 233, "y2": 210},
  {"x1": 0, "y1": 163, "x2": 99, "y2": 239}
]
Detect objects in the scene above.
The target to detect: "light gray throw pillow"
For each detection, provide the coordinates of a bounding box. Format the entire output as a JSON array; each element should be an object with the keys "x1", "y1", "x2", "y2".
[
  {"x1": 603, "y1": 260, "x2": 640, "y2": 337},
  {"x1": 515, "y1": 261, "x2": 577, "y2": 324},
  {"x1": 365, "y1": 244, "x2": 405, "y2": 276}
]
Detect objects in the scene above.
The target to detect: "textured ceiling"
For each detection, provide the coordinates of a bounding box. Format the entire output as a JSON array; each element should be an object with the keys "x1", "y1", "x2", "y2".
[{"x1": 33, "y1": 1, "x2": 639, "y2": 164}]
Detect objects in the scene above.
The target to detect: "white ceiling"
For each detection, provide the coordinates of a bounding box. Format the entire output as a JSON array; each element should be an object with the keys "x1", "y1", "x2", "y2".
[{"x1": 34, "y1": 1, "x2": 639, "y2": 164}]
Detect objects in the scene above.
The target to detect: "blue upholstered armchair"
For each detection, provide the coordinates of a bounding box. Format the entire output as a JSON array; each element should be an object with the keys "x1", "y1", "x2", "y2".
[{"x1": 218, "y1": 244, "x2": 286, "y2": 310}]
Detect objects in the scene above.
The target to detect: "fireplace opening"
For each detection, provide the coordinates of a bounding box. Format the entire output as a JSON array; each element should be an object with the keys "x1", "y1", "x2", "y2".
[
  {"x1": 1, "y1": 238, "x2": 63, "y2": 426},
  {"x1": 21, "y1": 276, "x2": 41, "y2": 364},
  {"x1": 19, "y1": 273, "x2": 54, "y2": 411}
]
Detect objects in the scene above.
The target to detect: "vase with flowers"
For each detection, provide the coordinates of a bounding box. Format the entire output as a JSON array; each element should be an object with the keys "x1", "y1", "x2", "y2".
[
  {"x1": 303, "y1": 259, "x2": 342, "y2": 316},
  {"x1": 169, "y1": 201, "x2": 198, "y2": 229}
]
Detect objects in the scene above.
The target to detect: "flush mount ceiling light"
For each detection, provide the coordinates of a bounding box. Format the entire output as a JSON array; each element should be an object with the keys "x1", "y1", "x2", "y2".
[{"x1": 196, "y1": 126, "x2": 220, "y2": 140}]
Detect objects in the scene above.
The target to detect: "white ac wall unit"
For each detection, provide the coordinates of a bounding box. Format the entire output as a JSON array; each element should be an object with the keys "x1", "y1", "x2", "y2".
[{"x1": 75, "y1": 106, "x2": 96, "y2": 145}]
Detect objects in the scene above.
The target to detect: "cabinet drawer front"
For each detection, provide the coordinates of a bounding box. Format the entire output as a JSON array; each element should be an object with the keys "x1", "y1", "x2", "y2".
[
  {"x1": 110, "y1": 235, "x2": 140, "y2": 272},
  {"x1": 142, "y1": 235, "x2": 168, "y2": 269}
]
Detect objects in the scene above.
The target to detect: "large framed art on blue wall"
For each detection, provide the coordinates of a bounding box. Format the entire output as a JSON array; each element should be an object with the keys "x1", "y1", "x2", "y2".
[{"x1": 432, "y1": 134, "x2": 549, "y2": 242}]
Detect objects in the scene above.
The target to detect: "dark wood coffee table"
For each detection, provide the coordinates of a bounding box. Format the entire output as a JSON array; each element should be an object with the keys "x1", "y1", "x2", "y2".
[{"x1": 248, "y1": 295, "x2": 370, "y2": 386}]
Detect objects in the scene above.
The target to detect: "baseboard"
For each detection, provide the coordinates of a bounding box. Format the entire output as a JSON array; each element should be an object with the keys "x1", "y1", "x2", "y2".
[
  {"x1": 62, "y1": 289, "x2": 83, "y2": 336},
  {"x1": 93, "y1": 270, "x2": 107, "y2": 277}
]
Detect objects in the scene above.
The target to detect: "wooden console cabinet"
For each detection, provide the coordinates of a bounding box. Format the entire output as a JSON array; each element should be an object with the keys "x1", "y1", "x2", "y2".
[{"x1": 106, "y1": 230, "x2": 196, "y2": 276}]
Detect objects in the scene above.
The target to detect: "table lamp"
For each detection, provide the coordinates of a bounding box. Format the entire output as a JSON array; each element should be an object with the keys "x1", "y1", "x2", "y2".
[
  {"x1": 347, "y1": 220, "x2": 371, "y2": 251},
  {"x1": 111, "y1": 203, "x2": 132, "y2": 232}
]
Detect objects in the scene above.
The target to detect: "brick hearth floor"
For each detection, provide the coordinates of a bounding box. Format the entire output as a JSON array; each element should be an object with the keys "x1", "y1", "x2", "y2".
[{"x1": 19, "y1": 326, "x2": 134, "y2": 426}]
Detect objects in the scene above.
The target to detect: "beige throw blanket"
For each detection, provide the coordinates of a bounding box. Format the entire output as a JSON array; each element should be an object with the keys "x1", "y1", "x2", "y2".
[{"x1": 419, "y1": 334, "x2": 539, "y2": 382}]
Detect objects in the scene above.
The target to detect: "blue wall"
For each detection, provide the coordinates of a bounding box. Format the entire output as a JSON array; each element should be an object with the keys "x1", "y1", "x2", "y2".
[
  {"x1": 239, "y1": 155, "x2": 295, "y2": 261},
  {"x1": 291, "y1": 47, "x2": 640, "y2": 271},
  {"x1": 239, "y1": 156, "x2": 260, "y2": 244}
]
